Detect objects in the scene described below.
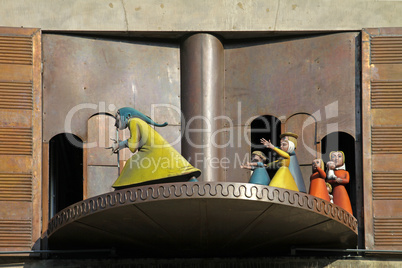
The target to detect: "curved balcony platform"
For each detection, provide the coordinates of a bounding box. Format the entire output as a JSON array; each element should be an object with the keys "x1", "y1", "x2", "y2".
[{"x1": 47, "y1": 182, "x2": 357, "y2": 258}]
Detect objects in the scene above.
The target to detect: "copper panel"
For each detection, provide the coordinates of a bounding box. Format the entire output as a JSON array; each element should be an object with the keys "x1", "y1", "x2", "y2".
[
  {"x1": 362, "y1": 29, "x2": 374, "y2": 249},
  {"x1": 377, "y1": 28, "x2": 402, "y2": 36},
  {"x1": 371, "y1": 64, "x2": 402, "y2": 80},
  {"x1": 224, "y1": 32, "x2": 359, "y2": 142},
  {"x1": 42, "y1": 34, "x2": 180, "y2": 142},
  {"x1": 285, "y1": 114, "x2": 318, "y2": 163},
  {"x1": 42, "y1": 143, "x2": 49, "y2": 235},
  {"x1": 224, "y1": 126, "x2": 252, "y2": 183},
  {"x1": 0, "y1": 64, "x2": 32, "y2": 81},
  {"x1": 373, "y1": 200, "x2": 402, "y2": 217},
  {"x1": 87, "y1": 115, "x2": 116, "y2": 166},
  {"x1": 0, "y1": 156, "x2": 32, "y2": 173},
  {"x1": 371, "y1": 126, "x2": 402, "y2": 154},
  {"x1": 86, "y1": 166, "x2": 116, "y2": 198},
  {"x1": 0, "y1": 110, "x2": 32, "y2": 127},
  {"x1": 0, "y1": 35, "x2": 32, "y2": 65},
  {"x1": 28, "y1": 28, "x2": 42, "y2": 251},
  {"x1": 0, "y1": 219, "x2": 32, "y2": 250},
  {"x1": 0, "y1": 27, "x2": 42, "y2": 252},
  {"x1": 0, "y1": 127, "x2": 32, "y2": 155},
  {"x1": 0, "y1": 201, "x2": 32, "y2": 251},
  {"x1": 371, "y1": 81, "x2": 402, "y2": 109},
  {"x1": 372, "y1": 172, "x2": 402, "y2": 200},
  {"x1": 373, "y1": 218, "x2": 402, "y2": 248},
  {"x1": 0, "y1": 82, "x2": 33, "y2": 110},
  {"x1": 372, "y1": 109, "x2": 402, "y2": 125},
  {"x1": 86, "y1": 115, "x2": 118, "y2": 198},
  {"x1": 371, "y1": 36, "x2": 402, "y2": 64},
  {"x1": 48, "y1": 182, "x2": 357, "y2": 257},
  {"x1": 0, "y1": 173, "x2": 32, "y2": 201},
  {"x1": 372, "y1": 154, "x2": 402, "y2": 171}
]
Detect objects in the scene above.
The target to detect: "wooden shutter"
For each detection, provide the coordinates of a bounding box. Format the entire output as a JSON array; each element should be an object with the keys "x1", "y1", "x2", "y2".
[
  {"x1": 0, "y1": 27, "x2": 42, "y2": 252},
  {"x1": 362, "y1": 28, "x2": 402, "y2": 250}
]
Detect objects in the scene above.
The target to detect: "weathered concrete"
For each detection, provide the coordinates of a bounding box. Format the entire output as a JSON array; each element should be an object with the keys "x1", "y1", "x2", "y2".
[{"x1": 1, "y1": 0, "x2": 402, "y2": 34}]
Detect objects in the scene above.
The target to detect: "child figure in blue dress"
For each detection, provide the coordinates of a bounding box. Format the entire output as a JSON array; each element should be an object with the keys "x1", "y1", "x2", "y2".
[{"x1": 241, "y1": 151, "x2": 271, "y2": 186}]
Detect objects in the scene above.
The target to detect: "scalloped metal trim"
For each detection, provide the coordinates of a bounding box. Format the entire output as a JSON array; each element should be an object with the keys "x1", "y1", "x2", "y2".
[{"x1": 48, "y1": 182, "x2": 358, "y2": 236}]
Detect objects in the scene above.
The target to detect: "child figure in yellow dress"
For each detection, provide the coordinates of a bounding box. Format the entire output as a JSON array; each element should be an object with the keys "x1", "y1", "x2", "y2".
[
  {"x1": 260, "y1": 138, "x2": 299, "y2": 191},
  {"x1": 107, "y1": 107, "x2": 201, "y2": 189}
]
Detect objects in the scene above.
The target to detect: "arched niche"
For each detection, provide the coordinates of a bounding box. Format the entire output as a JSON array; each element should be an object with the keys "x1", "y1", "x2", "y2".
[
  {"x1": 284, "y1": 113, "x2": 318, "y2": 191},
  {"x1": 321, "y1": 132, "x2": 356, "y2": 216},
  {"x1": 49, "y1": 133, "x2": 83, "y2": 218},
  {"x1": 250, "y1": 115, "x2": 282, "y2": 179}
]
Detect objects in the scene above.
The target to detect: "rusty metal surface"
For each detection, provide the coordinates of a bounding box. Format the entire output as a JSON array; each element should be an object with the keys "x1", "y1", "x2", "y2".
[
  {"x1": 0, "y1": 27, "x2": 42, "y2": 252},
  {"x1": 86, "y1": 115, "x2": 118, "y2": 198},
  {"x1": 181, "y1": 34, "x2": 225, "y2": 182},
  {"x1": 87, "y1": 114, "x2": 116, "y2": 166},
  {"x1": 224, "y1": 32, "x2": 359, "y2": 141},
  {"x1": 362, "y1": 28, "x2": 402, "y2": 250},
  {"x1": 42, "y1": 34, "x2": 181, "y2": 143},
  {"x1": 47, "y1": 182, "x2": 357, "y2": 257}
]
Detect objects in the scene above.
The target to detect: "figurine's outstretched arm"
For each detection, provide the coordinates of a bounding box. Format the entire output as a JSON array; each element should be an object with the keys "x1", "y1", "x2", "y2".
[{"x1": 106, "y1": 138, "x2": 128, "y2": 154}]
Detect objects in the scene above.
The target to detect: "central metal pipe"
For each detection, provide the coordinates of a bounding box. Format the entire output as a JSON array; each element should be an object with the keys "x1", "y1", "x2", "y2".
[{"x1": 180, "y1": 34, "x2": 225, "y2": 182}]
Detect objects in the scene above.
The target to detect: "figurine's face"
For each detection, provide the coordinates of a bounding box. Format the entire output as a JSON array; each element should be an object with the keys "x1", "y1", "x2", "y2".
[
  {"x1": 331, "y1": 152, "x2": 343, "y2": 167},
  {"x1": 312, "y1": 159, "x2": 321, "y2": 169},
  {"x1": 280, "y1": 140, "x2": 289, "y2": 152},
  {"x1": 114, "y1": 113, "x2": 126, "y2": 130},
  {"x1": 326, "y1": 161, "x2": 336, "y2": 169}
]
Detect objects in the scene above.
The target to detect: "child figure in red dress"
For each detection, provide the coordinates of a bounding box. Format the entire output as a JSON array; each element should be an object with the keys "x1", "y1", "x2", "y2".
[
  {"x1": 309, "y1": 159, "x2": 330, "y2": 202},
  {"x1": 327, "y1": 151, "x2": 353, "y2": 215}
]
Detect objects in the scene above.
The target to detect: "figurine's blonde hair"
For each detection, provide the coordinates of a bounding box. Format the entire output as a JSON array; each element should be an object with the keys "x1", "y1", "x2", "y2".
[
  {"x1": 252, "y1": 151, "x2": 267, "y2": 162},
  {"x1": 326, "y1": 182, "x2": 332, "y2": 193}
]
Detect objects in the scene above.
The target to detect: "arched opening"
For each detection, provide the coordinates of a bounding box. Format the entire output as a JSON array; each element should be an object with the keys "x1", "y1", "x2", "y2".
[
  {"x1": 49, "y1": 133, "x2": 83, "y2": 218},
  {"x1": 321, "y1": 132, "x2": 356, "y2": 216},
  {"x1": 250, "y1": 115, "x2": 282, "y2": 178}
]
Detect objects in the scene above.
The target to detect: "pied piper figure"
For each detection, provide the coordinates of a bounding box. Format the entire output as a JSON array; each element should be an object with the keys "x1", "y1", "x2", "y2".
[
  {"x1": 327, "y1": 151, "x2": 353, "y2": 215},
  {"x1": 261, "y1": 138, "x2": 299, "y2": 191},
  {"x1": 279, "y1": 132, "x2": 307, "y2": 193},
  {"x1": 108, "y1": 107, "x2": 201, "y2": 189}
]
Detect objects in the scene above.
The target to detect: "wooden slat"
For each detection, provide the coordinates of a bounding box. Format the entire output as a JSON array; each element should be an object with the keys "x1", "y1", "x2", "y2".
[
  {"x1": 0, "y1": 36, "x2": 32, "y2": 65},
  {"x1": 0, "y1": 219, "x2": 32, "y2": 247},
  {"x1": 371, "y1": 36, "x2": 402, "y2": 64},
  {"x1": 373, "y1": 172, "x2": 402, "y2": 200},
  {"x1": 0, "y1": 127, "x2": 32, "y2": 155},
  {"x1": 374, "y1": 218, "x2": 402, "y2": 246},
  {"x1": 0, "y1": 173, "x2": 32, "y2": 202},
  {"x1": 372, "y1": 126, "x2": 402, "y2": 153},
  {"x1": 371, "y1": 81, "x2": 402, "y2": 108}
]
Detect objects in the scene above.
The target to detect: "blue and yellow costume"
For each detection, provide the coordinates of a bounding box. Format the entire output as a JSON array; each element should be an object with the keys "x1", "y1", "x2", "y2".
[{"x1": 267, "y1": 147, "x2": 299, "y2": 191}]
